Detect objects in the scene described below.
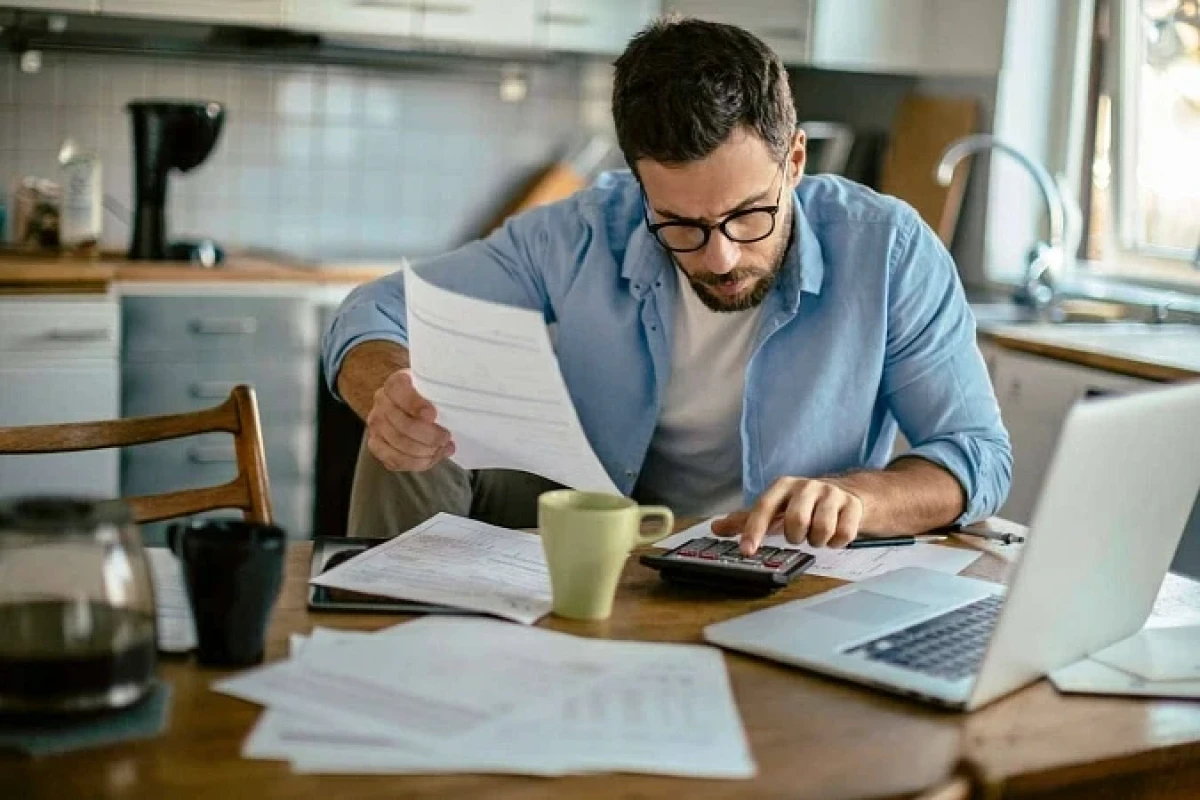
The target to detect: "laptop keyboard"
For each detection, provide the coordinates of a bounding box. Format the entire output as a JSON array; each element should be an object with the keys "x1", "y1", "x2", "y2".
[{"x1": 846, "y1": 594, "x2": 1004, "y2": 681}]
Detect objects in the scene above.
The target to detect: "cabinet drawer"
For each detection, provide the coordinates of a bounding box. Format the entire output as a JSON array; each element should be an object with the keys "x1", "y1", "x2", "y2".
[
  {"x1": 122, "y1": 296, "x2": 318, "y2": 361},
  {"x1": 122, "y1": 360, "x2": 317, "y2": 420},
  {"x1": 0, "y1": 299, "x2": 119, "y2": 359},
  {"x1": 121, "y1": 425, "x2": 314, "y2": 495}
]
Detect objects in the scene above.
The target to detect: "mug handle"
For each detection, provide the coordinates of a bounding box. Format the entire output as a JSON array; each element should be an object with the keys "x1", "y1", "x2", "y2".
[{"x1": 633, "y1": 506, "x2": 675, "y2": 546}]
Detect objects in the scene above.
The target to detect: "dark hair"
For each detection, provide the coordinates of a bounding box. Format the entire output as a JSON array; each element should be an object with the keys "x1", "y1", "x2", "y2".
[{"x1": 612, "y1": 17, "x2": 796, "y2": 169}]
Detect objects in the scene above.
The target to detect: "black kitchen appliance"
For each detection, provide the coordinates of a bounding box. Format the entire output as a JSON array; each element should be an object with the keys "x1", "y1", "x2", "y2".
[{"x1": 127, "y1": 100, "x2": 225, "y2": 262}]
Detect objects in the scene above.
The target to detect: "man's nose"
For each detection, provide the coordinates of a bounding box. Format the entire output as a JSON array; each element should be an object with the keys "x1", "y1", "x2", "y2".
[{"x1": 697, "y1": 232, "x2": 740, "y2": 275}]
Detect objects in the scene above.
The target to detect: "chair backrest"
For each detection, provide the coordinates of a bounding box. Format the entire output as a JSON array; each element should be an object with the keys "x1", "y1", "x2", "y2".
[{"x1": 0, "y1": 385, "x2": 272, "y2": 525}]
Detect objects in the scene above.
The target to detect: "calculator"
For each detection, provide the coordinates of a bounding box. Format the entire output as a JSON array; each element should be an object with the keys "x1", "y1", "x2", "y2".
[{"x1": 639, "y1": 537, "x2": 815, "y2": 595}]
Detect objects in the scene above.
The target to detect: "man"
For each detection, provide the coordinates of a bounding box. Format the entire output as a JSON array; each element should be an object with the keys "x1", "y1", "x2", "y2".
[{"x1": 323, "y1": 18, "x2": 1012, "y2": 554}]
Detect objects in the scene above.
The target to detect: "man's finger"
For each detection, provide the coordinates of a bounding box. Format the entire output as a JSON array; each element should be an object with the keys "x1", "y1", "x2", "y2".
[
  {"x1": 381, "y1": 371, "x2": 437, "y2": 421},
  {"x1": 380, "y1": 405, "x2": 450, "y2": 449},
  {"x1": 372, "y1": 417, "x2": 441, "y2": 461},
  {"x1": 740, "y1": 479, "x2": 794, "y2": 555},
  {"x1": 827, "y1": 496, "x2": 863, "y2": 549},
  {"x1": 367, "y1": 432, "x2": 434, "y2": 472},
  {"x1": 711, "y1": 512, "x2": 749, "y2": 537},
  {"x1": 807, "y1": 490, "x2": 842, "y2": 548},
  {"x1": 781, "y1": 484, "x2": 821, "y2": 544}
]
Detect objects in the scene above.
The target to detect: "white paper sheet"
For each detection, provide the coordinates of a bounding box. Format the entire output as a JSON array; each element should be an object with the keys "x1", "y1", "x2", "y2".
[
  {"x1": 406, "y1": 266, "x2": 619, "y2": 494},
  {"x1": 1050, "y1": 657, "x2": 1200, "y2": 699},
  {"x1": 1088, "y1": 625, "x2": 1200, "y2": 681},
  {"x1": 309, "y1": 513, "x2": 552, "y2": 624},
  {"x1": 146, "y1": 547, "x2": 197, "y2": 653},
  {"x1": 217, "y1": 618, "x2": 605, "y2": 751},
  {"x1": 240, "y1": 619, "x2": 754, "y2": 779},
  {"x1": 654, "y1": 519, "x2": 981, "y2": 581}
]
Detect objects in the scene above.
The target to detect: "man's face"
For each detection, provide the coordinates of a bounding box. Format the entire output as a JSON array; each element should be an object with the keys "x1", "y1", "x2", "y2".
[{"x1": 638, "y1": 128, "x2": 805, "y2": 312}]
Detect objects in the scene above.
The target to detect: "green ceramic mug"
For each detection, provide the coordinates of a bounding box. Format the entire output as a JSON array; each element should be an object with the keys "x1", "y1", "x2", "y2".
[{"x1": 538, "y1": 490, "x2": 675, "y2": 620}]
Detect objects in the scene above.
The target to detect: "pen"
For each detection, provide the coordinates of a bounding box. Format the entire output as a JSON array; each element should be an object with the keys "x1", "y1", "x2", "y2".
[{"x1": 845, "y1": 534, "x2": 948, "y2": 549}]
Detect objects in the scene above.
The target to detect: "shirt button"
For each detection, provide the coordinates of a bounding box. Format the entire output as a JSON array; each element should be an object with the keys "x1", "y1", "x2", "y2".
[
  {"x1": 625, "y1": 470, "x2": 635, "y2": 477},
  {"x1": 650, "y1": 324, "x2": 657, "y2": 331}
]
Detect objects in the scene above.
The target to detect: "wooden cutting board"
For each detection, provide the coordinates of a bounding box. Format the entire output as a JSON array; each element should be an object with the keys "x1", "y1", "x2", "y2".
[{"x1": 880, "y1": 94, "x2": 980, "y2": 245}]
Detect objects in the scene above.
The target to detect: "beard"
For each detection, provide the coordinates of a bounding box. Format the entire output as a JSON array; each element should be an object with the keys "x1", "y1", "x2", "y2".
[{"x1": 676, "y1": 205, "x2": 794, "y2": 313}]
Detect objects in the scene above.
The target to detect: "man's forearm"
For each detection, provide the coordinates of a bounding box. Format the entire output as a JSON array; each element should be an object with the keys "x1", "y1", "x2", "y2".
[
  {"x1": 335, "y1": 340, "x2": 411, "y2": 423},
  {"x1": 829, "y1": 458, "x2": 966, "y2": 534}
]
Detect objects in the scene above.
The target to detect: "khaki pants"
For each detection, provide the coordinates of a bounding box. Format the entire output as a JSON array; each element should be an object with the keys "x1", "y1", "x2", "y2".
[{"x1": 346, "y1": 438, "x2": 565, "y2": 538}]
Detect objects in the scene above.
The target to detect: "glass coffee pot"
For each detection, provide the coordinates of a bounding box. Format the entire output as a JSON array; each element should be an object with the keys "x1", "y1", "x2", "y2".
[{"x1": 0, "y1": 497, "x2": 158, "y2": 714}]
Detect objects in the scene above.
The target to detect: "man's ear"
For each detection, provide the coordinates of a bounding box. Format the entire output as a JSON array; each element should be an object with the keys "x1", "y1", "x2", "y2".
[{"x1": 788, "y1": 130, "x2": 807, "y2": 186}]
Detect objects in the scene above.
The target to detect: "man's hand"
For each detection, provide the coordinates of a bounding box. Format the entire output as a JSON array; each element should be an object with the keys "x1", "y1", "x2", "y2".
[
  {"x1": 711, "y1": 476, "x2": 866, "y2": 555},
  {"x1": 364, "y1": 368, "x2": 455, "y2": 472}
]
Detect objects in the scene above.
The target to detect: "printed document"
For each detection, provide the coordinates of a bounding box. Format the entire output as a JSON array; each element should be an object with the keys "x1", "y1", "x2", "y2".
[
  {"x1": 654, "y1": 519, "x2": 981, "y2": 581},
  {"x1": 309, "y1": 513, "x2": 552, "y2": 624},
  {"x1": 221, "y1": 617, "x2": 755, "y2": 778},
  {"x1": 406, "y1": 266, "x2": 619, "y2": 493}
]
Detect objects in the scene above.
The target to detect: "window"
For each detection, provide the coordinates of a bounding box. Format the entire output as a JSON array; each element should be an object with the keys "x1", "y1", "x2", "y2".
[{"x1": 1083, "y1": 0, "x2": 1200, "y2": 281}]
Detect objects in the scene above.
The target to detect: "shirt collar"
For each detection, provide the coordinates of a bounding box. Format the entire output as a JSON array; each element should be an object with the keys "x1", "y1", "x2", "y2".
[{"x1": 622, "y1": 192, "x2": 825, "y2": 307}]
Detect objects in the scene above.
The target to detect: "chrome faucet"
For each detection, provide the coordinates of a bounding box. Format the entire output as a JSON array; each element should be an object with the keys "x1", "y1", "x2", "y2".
[{"x1": 935, "y1": 134, "x2": 1069, "y2": 320}]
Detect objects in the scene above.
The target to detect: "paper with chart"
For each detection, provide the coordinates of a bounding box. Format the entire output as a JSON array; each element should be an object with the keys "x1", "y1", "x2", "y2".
[
  {"x1": 654, "y1": 519, "x2": 981, "y2": 581},
  {"x1": 146, "y1": 547, "x2": 197, "y2": 653},
  {"x1": 223, "y1": 617, "x2": 756, "y2": 778},
  {"x1": 309, "y1": 513, "x2": 552, "y2": 624},
  {"x1": 405, "y1": 266, "x2": 619, "y2": 494}
]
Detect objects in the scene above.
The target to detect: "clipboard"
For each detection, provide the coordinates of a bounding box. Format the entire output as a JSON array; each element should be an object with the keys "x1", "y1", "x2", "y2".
[{"x1": 307, "y1": 536, "x2": 465, "y2": 615}]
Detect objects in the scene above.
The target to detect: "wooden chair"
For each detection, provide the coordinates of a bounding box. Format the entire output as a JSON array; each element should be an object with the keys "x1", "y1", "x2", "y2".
[{"x1": 0, "y1": 384, "x2": 272, "y2": 525}]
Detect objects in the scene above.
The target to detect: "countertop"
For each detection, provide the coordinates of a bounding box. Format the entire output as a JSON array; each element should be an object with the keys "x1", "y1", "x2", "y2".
[
  {"x1": 976, "y1": 318, "x2": 1200, "y2": 381},
  {"x1": 0, "y1": 253, "x2": 402, "y2": 293}
]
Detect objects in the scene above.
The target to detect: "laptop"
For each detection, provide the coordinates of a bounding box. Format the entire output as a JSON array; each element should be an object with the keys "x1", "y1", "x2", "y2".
[{"x1": 704, "y1": 381, "x2": 1200, "y2": 711}]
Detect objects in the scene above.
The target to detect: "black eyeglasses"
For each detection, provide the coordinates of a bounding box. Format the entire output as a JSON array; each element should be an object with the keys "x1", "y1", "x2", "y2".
[{"x1": 644, "y1": 161, "x2": 788, "y2": 254}]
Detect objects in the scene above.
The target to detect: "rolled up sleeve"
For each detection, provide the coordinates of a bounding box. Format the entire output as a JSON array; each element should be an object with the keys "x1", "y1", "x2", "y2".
[
  {"x1": 321, "y1": 207, "x2": 555, "y2": 397},
  {"x1": 882, "y1": 215, "x2": 1012, "y2": 523}
]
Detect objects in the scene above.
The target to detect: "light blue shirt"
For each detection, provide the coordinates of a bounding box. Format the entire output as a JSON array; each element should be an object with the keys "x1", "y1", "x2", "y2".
[{"x1": 324, "y1": 172, "x2": 1012, "y2": 523}]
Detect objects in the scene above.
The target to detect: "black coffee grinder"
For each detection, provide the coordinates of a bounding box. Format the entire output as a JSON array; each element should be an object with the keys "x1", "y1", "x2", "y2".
[{"x1": 127, "y1": 100, "x2": 225, "y2": 263}]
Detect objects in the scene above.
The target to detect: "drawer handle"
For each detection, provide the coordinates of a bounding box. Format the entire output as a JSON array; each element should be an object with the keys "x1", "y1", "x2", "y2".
[
  {"x1": 189, "y1": 381, "x2": 239, "y2": 399},
  {"x1": 422, "y1": 0, "x2": 471, "y2": 15},
  {"x1": 758, "y1": 25, "x2": 807, "y2": 41},
  {"x1": 189, "y1": 318, "x2": 258, "y2": 335},
  {"x1": 1085, "y1": 387, "x2": 1121, "y2": 400},
  {"x1": 352, "y1": 0, "x2": 418, "y2": 8},
  {"x1": 188, "y1": 445, "x2": 236, "y2": 464},
  {"x1": 540, "y1": 11, "x2": 590, "y2": 26},
  {"x1": 45, "y1": 328, "x2": 114, "y2": 343}
]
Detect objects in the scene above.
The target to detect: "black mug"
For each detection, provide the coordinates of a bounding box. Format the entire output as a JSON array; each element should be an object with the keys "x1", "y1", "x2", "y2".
[{"x1": 167, "y1": 519, "x2": 286, "y2": 667}]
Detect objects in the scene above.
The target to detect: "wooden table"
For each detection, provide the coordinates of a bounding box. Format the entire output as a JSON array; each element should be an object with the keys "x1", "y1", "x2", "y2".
[{"x1": 5, "y1": 534, "x2": 1200, "y2": 799}]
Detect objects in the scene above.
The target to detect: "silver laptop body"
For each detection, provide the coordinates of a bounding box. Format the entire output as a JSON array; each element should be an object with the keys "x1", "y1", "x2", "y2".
[{"x1": 705, "y1": 382, "x2": 1200, "y2": 711}]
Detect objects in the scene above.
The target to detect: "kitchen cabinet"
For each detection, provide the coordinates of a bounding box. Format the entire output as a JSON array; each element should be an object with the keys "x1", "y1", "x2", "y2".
[
  {"x1": 0, "y1": 297, "x2": 120, "y2": 499},
  {"x1": 663, "y1": 0, "x2": 814, "y2": 65},
  {"x1": 99, "y1": 0, "x2": 283, "y2": 26},
  {"x1": 540, "y1": 0, "x2": 657, "y2": 55},
  {"x1": 121, "y1": 293, "x2": 319, "y2": 542},
  {"x1": 285, "y1": 0, "x2": 415, "y2": 38},
  {"x1": 811, "y1": 0, "x2": 1006, "y2": 75},
  {"x1": 416, "y1": 0, "x2": 538, "y2": 49},
  {"x1": 988, "y1": 347, "x2": 1156, "y2": 525}
]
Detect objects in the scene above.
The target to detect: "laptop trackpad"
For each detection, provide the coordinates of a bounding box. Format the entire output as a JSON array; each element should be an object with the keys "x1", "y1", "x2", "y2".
[{"x1": 808, "y1": 590, "x2": 930, "y2": 627}]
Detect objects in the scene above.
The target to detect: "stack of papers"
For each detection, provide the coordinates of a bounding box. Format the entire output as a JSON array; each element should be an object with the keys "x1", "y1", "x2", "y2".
[
  {"x1": 214, "y1": 617, "x2": 756, "y2": 778},
  {"x1": 654, "y1": 519, "x2": 982, "y2": 582},
  {"x1": 310, "y1": 513, "x2": 553, "y2": 624},
  {"x1": 146, "y1": 547, "x2": 197, "y2": 653}
]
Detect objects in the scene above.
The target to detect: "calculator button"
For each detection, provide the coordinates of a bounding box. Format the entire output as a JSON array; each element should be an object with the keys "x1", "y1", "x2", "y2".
[
  {"x1": 754, "y1": 547, "x2": 778, "y2": 561},
  {"x1": 676, "y1": 540, "x2": 708, "y2": 557}
]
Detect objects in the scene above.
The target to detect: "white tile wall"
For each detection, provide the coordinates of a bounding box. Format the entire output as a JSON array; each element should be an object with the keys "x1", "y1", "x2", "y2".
[{"x1": 0, "y1": 52, "x2": 592, "y2": 259}]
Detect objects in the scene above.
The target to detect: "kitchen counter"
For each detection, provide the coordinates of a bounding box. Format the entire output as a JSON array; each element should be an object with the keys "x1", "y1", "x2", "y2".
[
  {"x1": 0, "y1": 254, "x2": 401, "y2": 293},
  {"x1": 978, "y1": 322, "x2": 1200, "y2": 382}
]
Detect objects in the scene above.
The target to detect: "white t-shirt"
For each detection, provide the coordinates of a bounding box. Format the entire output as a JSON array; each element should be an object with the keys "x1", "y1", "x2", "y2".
[{"x1": 636, "y1": 279, "x2": 765, "y2": 517}]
